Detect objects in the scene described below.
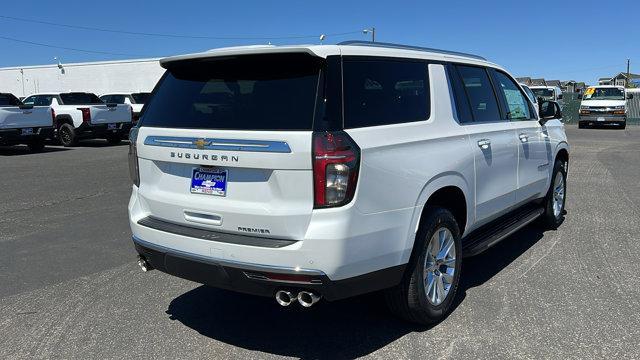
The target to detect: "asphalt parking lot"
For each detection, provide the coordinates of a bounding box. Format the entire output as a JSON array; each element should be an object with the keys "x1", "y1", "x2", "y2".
[{"x1": 1, "y1": 125, "x2": 639, "y2": 359}]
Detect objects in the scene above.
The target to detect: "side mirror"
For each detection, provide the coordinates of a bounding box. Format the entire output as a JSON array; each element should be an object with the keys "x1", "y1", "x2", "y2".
[
  {"x1": 558, "y1": 94, "x2": 563, "y2": 100},
  {"x1": 627, "y1": 93, "x2": 634, "y2": 99},
  {"x1": 538, "y1": 100, "x2": 562, "y2": 125},
  {"x1": 18, "y1": 104, "x2": 34, "y2": 110},
  {"x1": 577, "y1": 94, "x2": 583, "y2": 100}
]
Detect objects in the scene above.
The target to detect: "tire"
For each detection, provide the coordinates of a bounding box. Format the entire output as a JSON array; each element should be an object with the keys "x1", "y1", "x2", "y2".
[
  {"x1": 539, "y1": 160, "x2": 567, "y2": 229},
  {"x1": 385, "y1": 207, "x2": 462, "y2": 325},
  {"x1": 27, "y1": 137, "x2": 45, "y2": 152},
  {"x1": 58, "y1": 123, "x2": 77, "y2": 147},
  {"x1": 578, "y1": 122, "x2": 585, "y2": 129},
  {"x1": 619, "y1": 122, "x2": 626, "y2": 130},
  {"x1": 106, "y1": 134, "x2": 122, "y2": 145}
]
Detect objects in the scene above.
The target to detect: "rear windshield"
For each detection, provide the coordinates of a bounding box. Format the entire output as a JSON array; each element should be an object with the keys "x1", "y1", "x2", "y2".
[
  {"x1": 0, "y1": 94, "x2": 21, "y2": 107},
  {"x1": 140, "y1": 53, "x2": 322, "y2": 130},
  {"x1": 60, "y1": 93, "x2": 104, "y2": 105},
  {"x1": 131, "y1": 93, "x2": 151, "y2": 104}
]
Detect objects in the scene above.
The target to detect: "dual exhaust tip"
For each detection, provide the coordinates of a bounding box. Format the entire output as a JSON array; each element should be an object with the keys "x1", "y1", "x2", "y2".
[
  {"x1": 275, "y1": 290, "x2": 321, "y2": 308},
  {"x1": 137, "y1": 256, "x2": 320, "y2": 307}
]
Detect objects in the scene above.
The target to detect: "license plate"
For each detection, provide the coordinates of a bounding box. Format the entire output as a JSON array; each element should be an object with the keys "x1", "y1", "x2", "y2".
[
  {"x1": 191, "y1": 168, "x2": 227, "y2": 196},
  {"x1": 107, "y1": 123, "x2": 117, "y2": 130},
  {"x1": 21, "y1": 128, "x2": 33, "y2": 135},
  {"x1": 597, "y1": 117, "x2": 605, "y2": 122}
]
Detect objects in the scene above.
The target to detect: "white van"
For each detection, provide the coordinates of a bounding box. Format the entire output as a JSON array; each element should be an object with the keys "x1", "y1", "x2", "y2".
[
  {"x1": 578, "y1": 86, "x2": 632, "y2": 129},
  {"x1": 530, "y1": 86, "x2": 564, "y2": 109}
]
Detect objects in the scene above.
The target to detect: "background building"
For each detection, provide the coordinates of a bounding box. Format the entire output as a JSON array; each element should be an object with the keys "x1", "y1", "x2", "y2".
[
  {"x1": 0, "y1": 58, "x2": 164, "y2": 97},
  {"x1": 597, "y1": 72, "x2": 640, "y2": 87}
]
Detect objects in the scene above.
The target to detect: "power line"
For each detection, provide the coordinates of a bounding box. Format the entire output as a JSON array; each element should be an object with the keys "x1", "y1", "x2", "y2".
[
  {"x1": 0, "y1": 35, "x2": 144, "y2": 57},
  {"x1": 0, "y1": 15, "x2": 361, "y2": 40}
]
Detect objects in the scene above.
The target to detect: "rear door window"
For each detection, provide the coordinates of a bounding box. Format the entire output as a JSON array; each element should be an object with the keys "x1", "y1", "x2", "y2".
[
  {"x1": 34, "y1": 95, "x2": 54, "y2": 106},
  {"x1": 141, "y1": 53, "x2": 322, "y2": 130},
  {"x1": 131, "y1": 93, "x2": 151, "y2": 104},
  {"x1": 343, "y1": 59, "x2": 429, "y2": 128},
  {"x1": 455, "y1": 65, "x2": 503, "y2": 123}
]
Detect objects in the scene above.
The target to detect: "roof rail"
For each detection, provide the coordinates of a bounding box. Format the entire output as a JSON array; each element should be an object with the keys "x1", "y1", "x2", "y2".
[{"x1": 337, "y1": 41, "x2": 486, "y2": 61}]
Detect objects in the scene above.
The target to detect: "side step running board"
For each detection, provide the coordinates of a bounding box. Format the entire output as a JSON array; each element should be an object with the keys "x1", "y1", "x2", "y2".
[{"x1": 462, "y1": 205, "x2": 544, "y2": 257}]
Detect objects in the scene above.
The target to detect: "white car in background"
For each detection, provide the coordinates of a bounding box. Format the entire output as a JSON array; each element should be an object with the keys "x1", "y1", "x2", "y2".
[
  {"x1": 0, "y1": 92, "x2": 54, "y2": 152},
  {"x1": 22, "y1": 92, "x2": 133, "y2": 146},
  {"x1": 128, "y1": 42, "x2": 569, "y2": 325},
  {"x1": 100, "y1": 92, "x2": 151, "y2": 123},
  {"x1": 520, "y1": 83, "x2": 539, "y2": 117},
  {"x1": 530, "y1": 86, "x2": 564, "y2": 109}
]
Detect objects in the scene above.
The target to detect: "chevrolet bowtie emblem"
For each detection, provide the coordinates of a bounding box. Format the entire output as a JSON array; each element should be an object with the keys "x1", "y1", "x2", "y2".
[{"x1": 194, "y1": 139, "x2": 208, "y2": 150}]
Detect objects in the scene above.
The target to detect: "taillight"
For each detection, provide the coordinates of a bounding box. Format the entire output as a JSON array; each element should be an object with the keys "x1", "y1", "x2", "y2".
[
  {"x1": 128, "y1": 127, "x2": 140, "y2": 186},
  {"x1": 313, "y1": 131, "x2": 360, "y2": 208},
  {"x1": 77, "y1": 108, "x2": 91, "y2": 123}
]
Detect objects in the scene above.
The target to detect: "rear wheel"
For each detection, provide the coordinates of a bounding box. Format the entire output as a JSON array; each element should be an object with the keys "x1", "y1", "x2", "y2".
[
  {"x1": 578, "y1": 122, "x2": 585, "y2": 129},
  {"x1": 619, "y1": 122, "x2": 626, "y2": 130},
  {"x1": 27, "y1": 137, "x2": 45, "y2": 152},
  {"x1": 539, "y1": 160, "x2": 566, "y2": 229},
  {"x1": 58, "y1": 123, "x2": 77, "y2": 147},
  {"x1": 385, "y1": 207, "x2": 461, "y2": 325}
]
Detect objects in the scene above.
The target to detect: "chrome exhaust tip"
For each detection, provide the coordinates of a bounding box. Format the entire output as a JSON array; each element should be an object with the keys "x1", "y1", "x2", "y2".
[
  {"x1": 275, "y1": 290, "x2": 297, "y2": 307},
  {"x1": 297, "y1": 291, "x2": 321, "y2": 308},
  {"x1": 137, "y1": 256, "x2": 152, "y2": 272}
]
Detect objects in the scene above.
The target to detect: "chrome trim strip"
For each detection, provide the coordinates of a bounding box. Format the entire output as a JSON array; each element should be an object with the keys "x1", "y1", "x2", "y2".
[
  {"x1": 132, "y1": 235, "x2": 325, "y2": 276},
  {"x1": 144, "y1": 136, "x2": 291, "y2": 153}
]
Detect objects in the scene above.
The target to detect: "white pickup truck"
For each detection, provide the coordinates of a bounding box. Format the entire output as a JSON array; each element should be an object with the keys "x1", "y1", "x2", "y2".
[
  {"x1": 22, "y1": 92, "x2": 133, "y2": 146},
  {"x1": 99, "y1": 92, "x2": 151, "y2": 124},
  {"x1": 0, "y1": 93, "x2": 54, "y2": 152}
]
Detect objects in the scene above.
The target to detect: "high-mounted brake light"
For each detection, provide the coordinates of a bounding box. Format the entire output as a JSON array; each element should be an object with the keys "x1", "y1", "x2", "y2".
[
  {"x1": 77, "y1": 107, "x2": 91, "y2": 124},
  {"x1": 313, "y1": 131, "x2": 360, "y2": 208}
]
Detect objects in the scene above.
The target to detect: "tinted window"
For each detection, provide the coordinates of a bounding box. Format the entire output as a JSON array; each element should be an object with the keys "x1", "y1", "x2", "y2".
[
  {"x1": 34, "y1": 95, "x2": 54, "y2": 106},
  {"x1": 492, "y1": 71, "x2": 532, "y2": 120},
  {"x1": 22, "y1": 96, "x2": 36, "y2": 106},
  {"x1": 131, "y1": 93, "x2": 151, "y2": 104},
  {"x1": 102, "y1": 95, "x2": 126, "y2": 104},
  {"x1": 447, "y1": 65, "x2": 473, "y2": 123},
  {"x1": 456, "y1": 66, "x2": 502, "y2": 122},
  {"x1": 141, "y1": 54, "x2": 322, "y2": 130},
  {"x1": 343, "y1": 59, "x2": 429, "y2": 128},
  {"x1": 0, "y1": 94, "x2": 21, "y2": 107},
  {"x1": 60, "y1": 93, "x2": 103, "y2": 105}
]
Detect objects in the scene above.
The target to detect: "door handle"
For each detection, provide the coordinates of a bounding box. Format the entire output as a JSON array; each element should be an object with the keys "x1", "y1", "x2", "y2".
[
  {"x1": 22, "y1": 110, "x2": 32, "y2": 114},
  {"x1": 519, "y1": 133, "x2": 529, "y2": 143},
  {"x1": 477, "y1": 139, "x2": 491, "y2": 149}
]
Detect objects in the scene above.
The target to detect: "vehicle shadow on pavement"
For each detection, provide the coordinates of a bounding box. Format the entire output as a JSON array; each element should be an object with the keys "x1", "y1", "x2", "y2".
[
  {"x1": 165, "y1": 224, "x2": 547, "y2": 359},
  {"x1": 0, "y1": 146, "x2": 72, "y2": 156}
]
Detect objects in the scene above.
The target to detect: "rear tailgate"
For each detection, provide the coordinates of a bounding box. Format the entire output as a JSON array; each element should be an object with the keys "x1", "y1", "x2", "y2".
[
  {"x1": 89, "y1": 104, "x2": 132, "y2": 124},
  {"x1": 135, "y1": 128, "x2": 313, "y2": 239},
  {"x1": 134, "y1": 52, "x2": 324, "y2": 240},
  {"x1": 0, "y1": 106, "x2": 53, "y2": 130}
]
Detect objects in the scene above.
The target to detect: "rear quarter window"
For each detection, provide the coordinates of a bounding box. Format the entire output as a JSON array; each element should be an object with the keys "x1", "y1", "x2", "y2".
[{"x1": 343, "y1": 59, "x2": 430, "y2": 128}]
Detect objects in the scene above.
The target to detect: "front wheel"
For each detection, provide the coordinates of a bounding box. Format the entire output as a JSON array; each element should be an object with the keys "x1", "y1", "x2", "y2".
[
  {"x1": 539, "y1": 160, "x2": 566, "y2": 229},
  {"x1": 385, "y1": 207, "x2": 462, "y2": 325}
]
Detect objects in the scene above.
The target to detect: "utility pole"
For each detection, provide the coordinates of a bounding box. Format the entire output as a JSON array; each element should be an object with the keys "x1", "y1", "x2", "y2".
[{"x1": 627, "y1": 58, "x2": 630, "y2": 87}]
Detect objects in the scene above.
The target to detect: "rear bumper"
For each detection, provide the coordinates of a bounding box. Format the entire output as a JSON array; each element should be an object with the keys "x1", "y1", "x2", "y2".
[
  {"x1": 0, "y1": 127, "x2": 54, "y2": 145},
  {"x1": 133, "y1": 235, "x2": 404, "y2": 301},
  {"x1": 77, "y1": 122, "x2": 133, "y2": 138}
]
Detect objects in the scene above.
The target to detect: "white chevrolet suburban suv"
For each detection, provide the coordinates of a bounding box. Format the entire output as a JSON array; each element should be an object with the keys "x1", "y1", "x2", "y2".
[
  {"x1": 128, "y1": 42, "x2": 569, "y2": 324},
  {"x1": 22, "y1": 92, "x2": 133, "y2": 146}
]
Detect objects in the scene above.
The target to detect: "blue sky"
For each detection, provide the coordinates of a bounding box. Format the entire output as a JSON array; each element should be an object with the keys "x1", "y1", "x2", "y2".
[{"x1": 0, "y1": 0, "x2": 638, "y2": 84}]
